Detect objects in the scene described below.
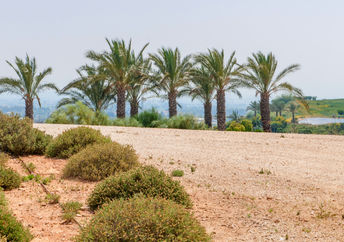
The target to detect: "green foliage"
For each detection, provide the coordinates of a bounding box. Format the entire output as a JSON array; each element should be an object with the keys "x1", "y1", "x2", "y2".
[
  {"x1": 46, "y1": 102, "x2": 111, "y2": 125},
  {"x1": 0, "y1": 166, "x2": 21, "y2": 191},
  {"x1": 45, "y1": 193, "x2": 60, "y2": 204},
  {"x1": 227, "y1": 121, "x2": 245, "y2": 131},
  {"x1": 63, "y1": 142, "x2": 139, "y2": 181},
  {"x1": 46, "y1": 127, "x2": 111, "y2": 159},
  {"x1": 137, "y1": 108, "x2": 161, "y2": 127},
  {"x1": 0, "y1": 112, "x2": 52, "y2": 155},
  {"x1": 112, "y1": 118, "x2": 141, "y2": 127},
  {"x1": 61, "y1": 201, "x2": 82, "y2": 223},
  {"x1": 240, "y1": 119, "x2": 253, "y2": 131},
  {"x1": 87, "y1": 166, "x2": 192, "y2": 211},
  {"x1": 286, "y1": 123, "x2": 344, "y2": 135},
  {"x1": 0, "y1": 190, "x2": 32, "y2": 241},
  {"x1": 171, "y1": 169, "x2": 184, "y2": 177},
  {"x1": 0, "y1": 153, "x2": 9, "y2": 166},
  {"x1": 271, "y1": 116, "x2": 288, "y2": 133},
  {"x1": 78, "y1": 196, "x2": 210, "y2": 242},
  {"x1": 338, "y1": 110, "x2": 344, "y2": 115},
  {"x1": 295, "y1": 99, "x2": 344, "y2": 118}
]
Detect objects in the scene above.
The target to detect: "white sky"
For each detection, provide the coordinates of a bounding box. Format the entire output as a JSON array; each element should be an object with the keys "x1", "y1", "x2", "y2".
[{"x1": 1, "y1": 0, "x2": 343, "y2": 103}]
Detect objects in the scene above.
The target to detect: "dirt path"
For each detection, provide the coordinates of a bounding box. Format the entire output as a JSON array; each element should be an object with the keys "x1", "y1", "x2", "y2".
[{"x1": 5, "y1": 124, "x2": 344, "y2": 241}]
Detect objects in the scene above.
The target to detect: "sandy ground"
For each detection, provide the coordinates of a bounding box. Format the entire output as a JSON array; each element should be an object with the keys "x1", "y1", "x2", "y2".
[{"x1": 4, "y1": 123, "x2": 344, "y2": 241}]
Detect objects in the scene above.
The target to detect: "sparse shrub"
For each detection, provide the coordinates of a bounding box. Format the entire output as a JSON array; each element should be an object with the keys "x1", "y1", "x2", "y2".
[
  {"x1": 87, "y1": 166, "x2": 192, "y2": 211},
  {"x1": 45, "y1": 193, "x2": 60, "y2": 204},
  {"x1": 0, "y1": 190, "x2": 32, "y2": 241},
  {"x1": 61, "y1": 201, "x2": 82, "y2": 223},
  {"x1": 46, "y1": 127, "x2": 111, "y2": 159},
  {"x1": 227, "y1": 121, "x2": 245, "y2": 131},
  {"x1": 78, "y1": 196, "x2": 210, "y2": 242},
  {"x1": 166, "y1": 115, "x2": 207, "y2": 130},
  {"x1": 171, "y1": 169, "x2": 184, "y2": 177},
  {"x1": 0, "y1": 112, "x2": 52, "y2": 155},
  {"x1": 137, "y1": 108, "x2": 161, "y2": 127},
  {"x1": 191, "y1": 166, "x2": 196, "y2": 173},
  {"x1": 0, "y1": 166, "x2": 21, "y2": 191},
  {"x1": 0, "y1": 153, "x2": 9, "y2": 166},
  {"x1": 112, "y1": 118, "x2": 141, "y2": 127},
  {"x1": 63, "y1": 142, "x2": 139, "y2": 181},
  {"x1": 271, "y1": 116, "x2": 287, "y2": 133}
]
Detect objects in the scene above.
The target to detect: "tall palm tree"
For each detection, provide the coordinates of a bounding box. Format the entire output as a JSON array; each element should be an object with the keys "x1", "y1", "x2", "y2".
[
  {"x1": 149, "y1": 48, "x2": 192, "y2": 118},
  {"x1": 0, "y1": 55, "x2": 58, "y2": 120},
  {"x1": 240, "y1": 52, "x2": 304, "y2": 132},
  {"x1": 58, "y1": 65, "x2": 115, "y2": 112},
  {"x1": 186, "y1": 67, "x2": 215, "y2": 127},
  {"x1": 127, "y1": 58, "x2": 153, "y2": 117},
  {"x1": 87, "y1": 39, "x2": 148, "y2": 118},
  {"x1": 271, "y1": 98, "x2": 286, "y2": 116},
  {"x1": 246, "y1": 101, "x2": 260, "y2": 117},
  {"x1": 287, "y1": 101, "x2": 298, "y2": 123},
  {"x1": 195, "y1": 49, "x2": 242, "y2": 131}
]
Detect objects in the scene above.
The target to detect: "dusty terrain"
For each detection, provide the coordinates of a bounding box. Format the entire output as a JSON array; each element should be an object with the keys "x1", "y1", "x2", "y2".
[{"x1": 4, "y1": 123, "x2": 344, "y2": 241}]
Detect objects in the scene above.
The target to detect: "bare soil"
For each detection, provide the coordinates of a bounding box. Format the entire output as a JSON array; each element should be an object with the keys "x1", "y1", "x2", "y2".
[{"x1": 4, "y1": 123, "x2": 344, "y2": 241}]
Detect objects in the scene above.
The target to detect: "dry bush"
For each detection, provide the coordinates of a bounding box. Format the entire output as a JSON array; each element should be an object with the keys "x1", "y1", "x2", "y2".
[{"x1": 0, "y1": 166, "x2": 21, "y2": 191}]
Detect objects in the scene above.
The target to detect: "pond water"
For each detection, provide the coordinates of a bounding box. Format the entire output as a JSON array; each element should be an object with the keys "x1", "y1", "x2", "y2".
[{"x1": 299, "y1": 117, "x2": 344, "y2": 125}]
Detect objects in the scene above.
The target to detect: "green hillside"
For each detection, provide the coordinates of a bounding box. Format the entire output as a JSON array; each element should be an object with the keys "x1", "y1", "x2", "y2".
[{"x1": 296, "y1": 99, "x2": 344, "y2": 117}]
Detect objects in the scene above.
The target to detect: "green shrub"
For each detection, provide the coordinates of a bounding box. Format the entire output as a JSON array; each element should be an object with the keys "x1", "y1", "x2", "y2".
[
  {"x1": 241, "y1": 119, "x2": 253, "y2": 131},
  {"x1": 61, "y1": 201, "x2": 82, "y2": 223},
  {"x1": 63, "y1": 142, "x2": 139, "y2": 181},
  {"x1": 0, "y1": 153, "x2": 9, "y2": 166},
  {"x1": 112, "y1": 118, "x2": 141, "y2": 127},
  {"x1": 45, "y1": 193, "x2": 60, "y2": 204},
  {"x1": 171, "y1": 169, "x2": 184, "y2": 177},
  {"x1": 78, "y1": 196, "x2": 210, "y2": 242},
  {"x1": 0, "y1": 166, "x2": 21, "y2": 191},
  {"x1": 0, "y1": 112, "x2": 52, "y2": 155},
  {"x1": 0, "y1": 190, "x2": 32, "y2": 241},
  {"x1": 227, "y1": 121, "x2": 245, "y2": 131},
  {"x1": 271, "y1": 116, "x2": 288, "y2": 133},
  {"x1": 46, "y1": 127, "x2": 111, "y2": 159},
  {"x1": 87, "y1": 166, "x2": 192, "y2": 211},
  {"x1": 167, "y1": 115, "x2": 207, "y2": 130},
  {"x1": 137, "y1": 108, "x2": 161, "y2": 127}
]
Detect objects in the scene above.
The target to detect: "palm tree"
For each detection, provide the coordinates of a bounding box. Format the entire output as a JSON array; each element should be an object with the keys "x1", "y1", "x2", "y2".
[
  {"x1": 186, "y1": 67, "x2": 215, "y2": 127},
  {"x1": 0, "y1": 55, "x2": 58, "y2": 120},
  {"x1": 229, "y1": 110, "x2": 241, "y2": 122},
  {"x1": 271, "y1": 98, "x2": 286, "y2": 116},
  {"x1": 87, "y1": 39, "x2": 148, "y2": 118},
  {"x1": 58, "y1": 65, "x2": 115, "y2": 112},
  {"x1": 195, "y1": 49, "x2": 242, "y2": 131},
  {"x1": 240, "y1": 52, "x2": 304, "y2": 132},
  {"x1": 287, "y1": 102, "x2": 298, "y2": 123},
  {"x1": 149, "y1": 48, "x2": 192, "y2": 118},
  {"x1": 246, "y1": 101, "x2": 260, "y2": 117},
  {"x1": 127, "y1": 58, "x2": 153, "y2": 117}
]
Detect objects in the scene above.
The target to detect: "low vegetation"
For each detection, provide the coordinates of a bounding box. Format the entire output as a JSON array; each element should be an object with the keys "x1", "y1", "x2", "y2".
[
  {"x1": 46, "y1": 126, "x2": 111, "y2": 158},
  {"x1": 78, "y1": 196, "x2": 210, "y2": 242},
  {"x1": 63, "y1": 142, "x2": 139, "y2": 181},
  {"x1": 87, "y1": 166, "x2": 192, "y2": 211},
  {"x1": 0, "y1": 153, "x2": 9, "y2": 166},
  {"x1": 0, "y1": 166, "x2": 21, "y2": 191},
  {"x1": 61, "y1": 201, "x2": 82, "y2": 223},
  {"x1": 0, "y1": 190, "x2": 32, "y2": 241},
  {"x1": 171, "y1": 169, "x2": 184, "y2": 177},
  {"x1": 0, "y1": 112, "x2": 52, "y2": 156}
]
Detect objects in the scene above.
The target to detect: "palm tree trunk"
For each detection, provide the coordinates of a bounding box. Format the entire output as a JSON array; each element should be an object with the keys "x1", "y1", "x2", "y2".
[
  {"x1": 25, "y1": 98, "x2": 34, "y2": 120},
  {"x1": 275, "y1": 111, "x2": 278, "y2": 117},
  {"x1": 217, "y1": 89, "x2": 226, "y2": 131},
  {"x1": 116, "y1": 84, "x2": 126, "y2": 118},
  {"x1": 260, "y1": 93, "x2": 271, "y2": 132},
  {"x1": 168, "y1": 91, "x2": 177, "y2": 118},
  {"x1": 292, "y1": 112, "x2": 295, "y2": 123},
  {"x1": 254, "y1": 110, "x2": 257, "y2": 117},
  {"x1": 204, "y1": 101, "x2": 212, "y2": 128},
  {"x1": 130, "y1": 101, "x2": 139, "y2": 117}
]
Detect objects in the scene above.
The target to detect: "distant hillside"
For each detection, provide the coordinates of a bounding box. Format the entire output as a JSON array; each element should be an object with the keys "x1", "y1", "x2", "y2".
[{"x1": 296, "y1": 99, "x2": 344, "y2": 117}]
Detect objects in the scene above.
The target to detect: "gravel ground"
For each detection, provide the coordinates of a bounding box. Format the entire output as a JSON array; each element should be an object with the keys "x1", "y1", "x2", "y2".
[{"x1": 4, "y1": 123, "x2": 344, "y2": 241}]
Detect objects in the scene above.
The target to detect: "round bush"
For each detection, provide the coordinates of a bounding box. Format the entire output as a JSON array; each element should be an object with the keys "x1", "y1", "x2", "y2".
[
  {"x1": 0, "y1": 190, "x2": 32, "y2": 241},
  {"x1": 0, "y1": 166, "x2": 21, "y2": 191},
  {"x1": 46, "y1": 127, "x2": 111, "y2": 159},
  {"x1": 227, "y1": 121, "x2": 245, "y2": 131},
  {"x1": 78, "y1": 196, "x2": 210, "y2": 242},
  {"x1": 87, "y1": 165, "x2": 192, "y2": 211},
  {"x1": 0, "y1": 153, "x2": 9, "y2": 166},
  {"x1": 63, "y1": 142, "x2": 139, "y2": 181},
  {"x1": 241, "y1": 119, "x2": 253, "y2": 131},
  {"x1": 0, "y1": 112, "x2": 52, "y2": 156}
]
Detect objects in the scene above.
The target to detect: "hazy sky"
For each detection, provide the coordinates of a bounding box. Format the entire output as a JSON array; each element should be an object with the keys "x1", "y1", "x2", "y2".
[{"x1": 1, "y1": 0, "x2": 343, "y2": 103}]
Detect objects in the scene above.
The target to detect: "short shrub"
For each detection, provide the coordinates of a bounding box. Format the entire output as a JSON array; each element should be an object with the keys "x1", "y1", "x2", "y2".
[
  {"x1": 241, "y1": 119, "x2": 253, "y2": 131},
  {"x1": 0, "y1": 153, "x2": 9, "y2": 166},
  {"x1": 167, "y1": 115, "x2": 207, "y2": 130},
  {"x1": 112, "y1": 118, "x2": 141, "y2": 127},
  {"x1": 78, "y1": 196, "x2": 210, "y2": 242},
  {"x1": 0, "y1": 166, "x2": 21, "y2": 191},
  {"x1": 87, "y1": 166, "x2": 192, "y2": 211},
  {"x1": 137, "y1": 108, "x2": 161, "y2": 127},
  {"x1": 0, "y1": 112, "x2": 52, "y2": 155},
  {"x1": 227, "y1": 121, "x2": 245, "y2": 131},
  {"x1": 63, "y1": 142, "x2": 139, "y2": 181},
  {"x1": 0, "y1": 190, "x2": 32, "y2": 241},
  {"x1": 46, "y1": 127, "x2": 111, "y2": 159},
  {"x1": 171, "y1": 169, "x2": 184, "y2": 177},
  {"x1": 61, "y1": 201, "x2": 82, "y2": 223}
]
